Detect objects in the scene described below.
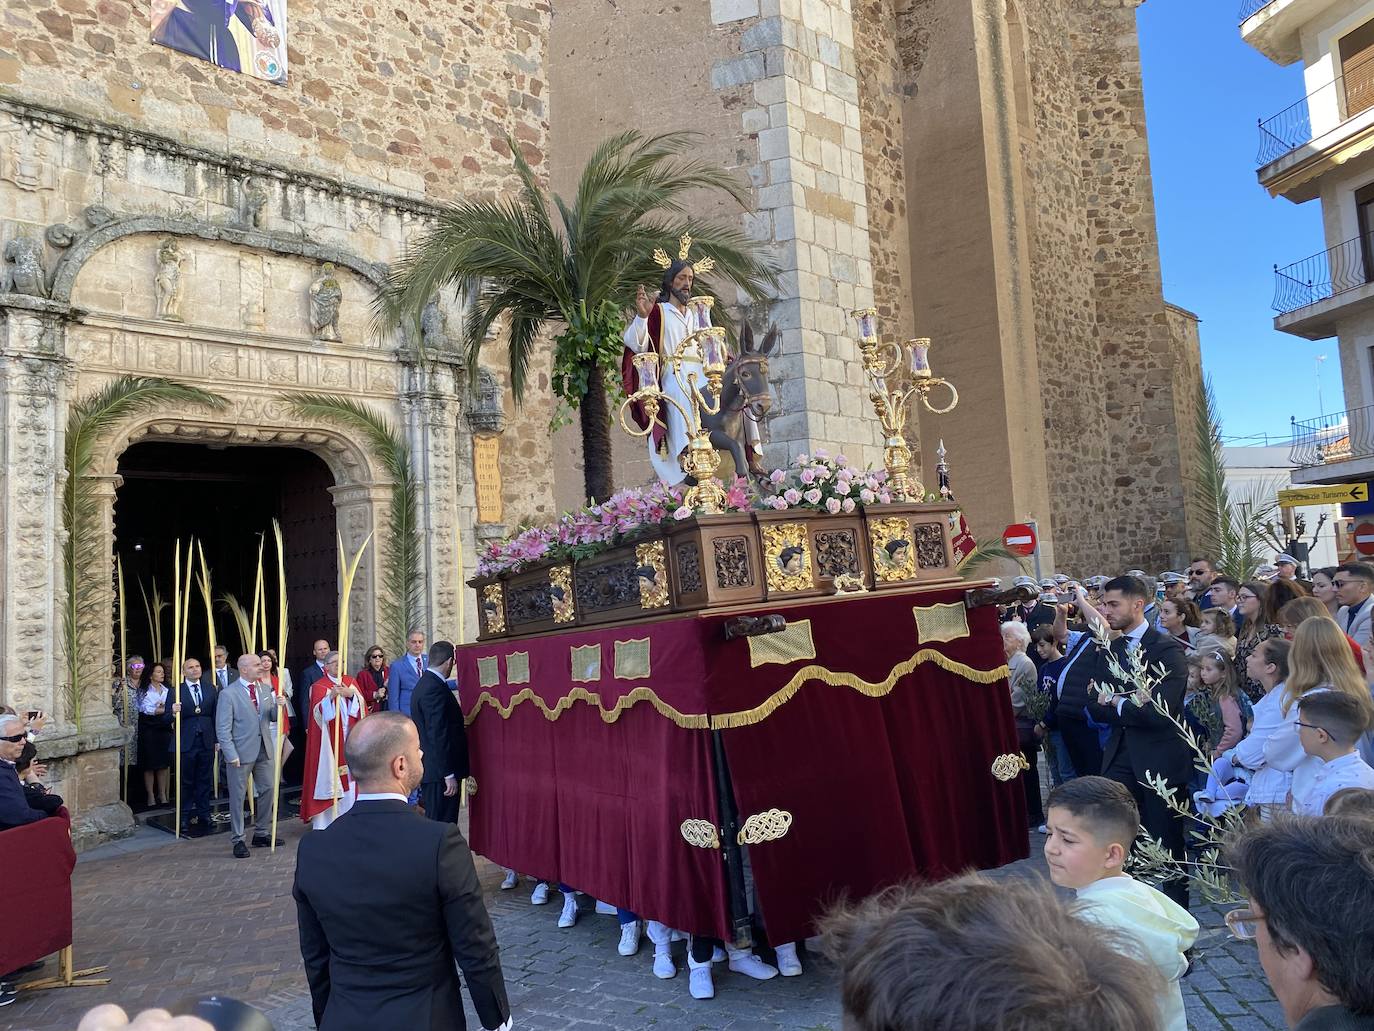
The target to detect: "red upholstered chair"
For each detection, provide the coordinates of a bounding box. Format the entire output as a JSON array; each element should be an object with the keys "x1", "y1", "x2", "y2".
[{"x1": 0, "y1": 808, "x2": 77, "y2": 977}]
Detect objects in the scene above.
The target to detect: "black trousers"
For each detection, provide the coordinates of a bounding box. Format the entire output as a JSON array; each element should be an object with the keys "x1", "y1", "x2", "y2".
[
  {"x1": 1058, "y1": 717, "x2": 1104, "y2": 781},
  {"x1": 180, "y1": 744, "x2": 213, "y2": 825},
  {"x1": 1104, "y1": 748, "x2": 1189, "y2": 908},
  {"x1": 1021, "y1": 744, "x2": 1044, "y2": 825},
  {"x1": 420, "y1": 779, "x2": 459, "y2": 823}
]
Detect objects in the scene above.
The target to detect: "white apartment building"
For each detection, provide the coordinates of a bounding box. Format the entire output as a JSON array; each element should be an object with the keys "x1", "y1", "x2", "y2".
[{"x1": 1247, "y1": 0, "x2": 1374, "y2": 501}]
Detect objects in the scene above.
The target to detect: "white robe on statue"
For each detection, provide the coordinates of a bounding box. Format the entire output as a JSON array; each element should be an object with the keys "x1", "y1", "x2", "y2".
[
  {"x1": 310, "y1": 688, "x2": 361, "y2": 831},
  {"x1": 623, "y1": 301, "x2": 700, "y2": 485}
]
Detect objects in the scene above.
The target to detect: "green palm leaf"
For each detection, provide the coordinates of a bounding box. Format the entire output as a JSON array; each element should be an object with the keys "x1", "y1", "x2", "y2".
[
  {"x1": 63, "y1": 376, "x2": 226, "y2": 729},
  {"x1": 374, "y1": 130, "x2": 780, "y2": 503},
  {"x1": 957, "y1": 539, "x2": 1029, "y2": 577},
  {"x1": 285, "y1": 394, "x2": 421, "y2": 653}
]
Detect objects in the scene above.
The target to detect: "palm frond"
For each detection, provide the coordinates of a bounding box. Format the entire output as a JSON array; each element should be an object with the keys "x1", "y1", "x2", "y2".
[
  {"x1": 957, "y1": 540, "x2": 1030, "y2": 576},
  {"x1": 63, "y1": 377, "x2": 226, "y2": 729},
  {"x1": 137, "y1": 577, "x2": 168, "y2": 666},
  {"x1": 219, "y1": 592, "x2": 253, "y2": 656},
  {"x1": 285, "y1": 394, "x2": 422, "y2": 652}
]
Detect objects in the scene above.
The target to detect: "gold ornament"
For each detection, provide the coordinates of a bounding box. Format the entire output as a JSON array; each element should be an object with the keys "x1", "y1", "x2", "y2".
[
  {"x1": 680, "y1": 818, "x2": 721, "y2": 849},
  {"x1": 651, "y1": 233, "x2": 716, "y2": 275},
  {"x1": 737, "y1": 808, "x2": 793, "y2": 845},
  {"x1": 635, "y1": 540, "x2": 671, "y2": 609},
  {"x1": 763, "y1": 522, "x2": 812, "y2": 593},
  {"x1": 870, "y1": 517, "x2": 917, "y2": 583},
  {"x1": 549, "y1": 564, "x2": 575, "y2": 624},
  {"x1": 464, "y1": 776, "x2": 478, "y2": 797},
  {"x1": 482, "y1": 583, "x2": 506, "y2": 635},
  {"x1": 991, "y1": 753, "x2": 1030, "y2": 782}
]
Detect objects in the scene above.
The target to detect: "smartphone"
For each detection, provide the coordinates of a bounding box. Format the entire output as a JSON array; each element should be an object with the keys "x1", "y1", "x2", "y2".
[
  {"x1": 25, "y1": 710, "x2": 39, "y2": 720},
  {"x1": 1056, "y1": 592, "x2": 1074, "y2": 605}
]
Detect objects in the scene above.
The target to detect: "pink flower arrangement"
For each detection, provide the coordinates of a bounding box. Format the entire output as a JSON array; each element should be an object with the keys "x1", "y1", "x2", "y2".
[{"x1": 756, "y1": 452, "x2": 892, "y2": 514}]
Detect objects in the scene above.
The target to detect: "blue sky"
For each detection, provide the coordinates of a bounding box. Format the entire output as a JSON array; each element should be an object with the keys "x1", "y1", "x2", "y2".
[{"x1": 1138, "y1": 2, "x2": 1326, "y2": 442}]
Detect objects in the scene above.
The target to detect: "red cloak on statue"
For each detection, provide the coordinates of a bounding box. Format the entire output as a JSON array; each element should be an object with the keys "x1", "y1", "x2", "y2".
[{"x1": 300, "y1": 675, "x2": 364, "y2": 823}]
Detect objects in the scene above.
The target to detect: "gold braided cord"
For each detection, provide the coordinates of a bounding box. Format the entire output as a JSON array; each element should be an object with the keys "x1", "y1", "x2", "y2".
[
  {"x1": 464, "y1": 685, "x2": 711, "y2": 730},
  {"x1": 708, "y1": 650, "x2": 1010, "y2": 730},
  {"x1": 463, "y1": 649, "x2": 1007, "y2": 731}
]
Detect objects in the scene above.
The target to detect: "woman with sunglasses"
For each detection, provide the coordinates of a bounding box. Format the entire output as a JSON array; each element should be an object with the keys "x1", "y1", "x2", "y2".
[
  {"x1": 355, "y1": 646, "x2": 389, "y2": 714},
  {"x1": 1234, "y1": 581, "x2": 1281, "y2": 705}
]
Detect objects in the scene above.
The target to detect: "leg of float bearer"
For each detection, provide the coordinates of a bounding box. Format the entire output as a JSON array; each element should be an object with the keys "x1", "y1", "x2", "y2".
[
  {"x1": 271, "y1": 520, "x2": 287, "y2": 852},
  {"x1": 117, "y1": 556, "x2": 129, "y2": 804},
  {"x1": 711, "y1": 729, "x2": 752, "y2": 949}
]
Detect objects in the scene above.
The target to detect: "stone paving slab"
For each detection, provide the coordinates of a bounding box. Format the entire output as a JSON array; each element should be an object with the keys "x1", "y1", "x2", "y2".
[{"x1": 9, "y1": 814, "x2": 1283, "y2": 1031}]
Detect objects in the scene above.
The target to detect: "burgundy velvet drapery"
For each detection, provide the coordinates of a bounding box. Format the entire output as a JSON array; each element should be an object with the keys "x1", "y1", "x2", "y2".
[
  {"x1": 0, "y1": 808, "x2": 76, "y2": 974},
  {"x1": 457, "y1": 587, "x2": 1027, "y2": 942}
]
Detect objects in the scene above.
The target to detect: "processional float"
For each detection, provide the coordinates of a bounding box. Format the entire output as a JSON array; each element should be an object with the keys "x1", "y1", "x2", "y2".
[{"x1": 458, "y1": 247, "x2": 1029, "y2": 946}]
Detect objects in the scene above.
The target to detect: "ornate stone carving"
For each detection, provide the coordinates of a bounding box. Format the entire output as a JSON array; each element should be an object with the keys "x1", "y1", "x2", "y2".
[
  {"x1": 84, "y1": 205, "x2": 115, "y2": 228},
  {"x1": 308, "y1": 263, "x2": 343, "y2": 342},
  {"x1": 153, "y1": 237, "x2": 183, "y2": 322},
  {"x1": 422, "y1": 300, "x2": 457, "y2": 357},
  {"x1": 814, "y1": 529, "x2": 860, "y2": 579},
  {"x1": 675, "y1": 541, "x2": 703, "y2": 593},
  {"x1": 0, "y1": 123, "x2": 58, "y2": 192},
  {"x1": 45, "y1": 224, "x2": 77, "y2": 249},
  {"x1": 241, "y1": 176, "x2": 269, "y2": 229},
  {"x1": 3, "y1": 234, "x2": 48, "y2": 297},
  {"x1": 466, "y1": 367, "x2": 505, "y2": 434},
  {"x1": 713, "y1": 536, "x2": 753, "y2": 589}
]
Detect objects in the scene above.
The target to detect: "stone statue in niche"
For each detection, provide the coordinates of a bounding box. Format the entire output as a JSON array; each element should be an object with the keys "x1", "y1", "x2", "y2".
[
  {"x1": 242, "y1": 177, "x2": 269, "y2": 229},
  {"x1": 2, "y1": 233, "x2": 48, "y2": 297},
  {"x1": 154, "y1": 237, "x2": 184, "y2": 321},
  {"x1": 421, "y1": 300, "x2": 451, "y2": 352},
  {"x1": 466, "y1": 366, "x2": 506, "y2": 434},
  {"x1": 309, "y1": 262, "x2": 343, "y2": 342}
]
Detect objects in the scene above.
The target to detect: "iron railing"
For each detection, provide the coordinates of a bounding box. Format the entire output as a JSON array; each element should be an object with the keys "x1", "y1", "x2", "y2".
[
  {"x1": 1290, "y1": 408, "x2": 1368, "y2": 468},
  {"x1": 1273, "y1": 232, "x2": 1374, "y2": 315},
  {"x1": 1257, "y1": 50, "x2": 1374, "y2": 165},
  {"x1": 1239, "y1": 0, "x2": 1274, "y2": 21}
]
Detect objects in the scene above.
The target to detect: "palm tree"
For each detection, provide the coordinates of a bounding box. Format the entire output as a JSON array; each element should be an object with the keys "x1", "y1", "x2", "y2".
[
  {"x1": 375, "y1": 131, "x2": 780, "y2": 503},
  {"x1": 64, "y1": 376, "x2": 226, "y2": 728}
]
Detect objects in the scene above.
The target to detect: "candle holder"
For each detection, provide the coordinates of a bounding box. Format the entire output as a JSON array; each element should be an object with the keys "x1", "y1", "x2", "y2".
[
  {"x1": 848, "y1": 312, "x2": 960, "y2": 502},
  {"x1": 619, "y1": 325, "x2": 731, "y2": 513}
]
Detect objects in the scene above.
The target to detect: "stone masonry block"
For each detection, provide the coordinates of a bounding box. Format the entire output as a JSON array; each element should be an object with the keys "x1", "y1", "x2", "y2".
[
  {"x1": 742, "y1": 107, "x2": 770, "y2": 133},
  {"x1": 753, "y1": 77, "x2": 786, "y2": 106},
  {"x1": 800, "y1": 0, "x2": 832, "y2": 34},
  {"x1": 711, "y1": 0, "x2": 760, "y2": 23},
  {"x1": 817, "y1": 35, "x2": 841, "y2": 68},
  {"x1": 712, "y1": 52, "x2": 768, "y2": 89},
  {"x1": 741, "y1": 18, "x2": 783, "y2": 50}
]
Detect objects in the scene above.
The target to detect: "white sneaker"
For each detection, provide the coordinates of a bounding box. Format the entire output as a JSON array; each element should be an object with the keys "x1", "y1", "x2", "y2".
[
  {"x1": 618, "y1": 920, "x2": 642, "y2": 956},
  {"x1": 531, "y1": 882, "x2": 550, "y2": 906},
  {"x1": 727, "y1": 951, "x2": 778, "y2": 980},
  {"x1": 500, "y1": 869, "x2": 518, "y2": 890},
  {"x1": 689, "y1": 964, "x2": 715, "y2": 999},
  {"x1": 711, "y1": 945, "x2": 727, "y2": 964},
  {"x1": 594, "y1": 899, "x2": 618, "y2": 916},
  {"x1": 558, "y1": 892, "x2": 578, "y2": 928},
  {"x1": 774, "y1": 942, "x2": 802, "y2": 977},
  {"x1": 652, "y1": 944, "x2": 676, "y2": 979},
  {"x1": 669, "y1": 929, "x2": 687, "y2": 943}
]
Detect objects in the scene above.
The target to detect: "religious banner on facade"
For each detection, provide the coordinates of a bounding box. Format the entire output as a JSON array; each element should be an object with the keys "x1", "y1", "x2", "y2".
[{"x1": 150, "y1": 0, "x2": 288, "y2": 84}]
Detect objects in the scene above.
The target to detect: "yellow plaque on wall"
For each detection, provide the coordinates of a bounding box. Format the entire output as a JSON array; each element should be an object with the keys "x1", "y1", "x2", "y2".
[{"x1": 473, "y1": 434, "x2": 503, "y2": 524}]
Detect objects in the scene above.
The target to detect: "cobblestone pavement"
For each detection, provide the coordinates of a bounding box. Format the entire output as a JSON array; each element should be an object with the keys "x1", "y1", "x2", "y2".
[{"x1": 10, "y1": 814, "x2": 1286, "y2": 1031}]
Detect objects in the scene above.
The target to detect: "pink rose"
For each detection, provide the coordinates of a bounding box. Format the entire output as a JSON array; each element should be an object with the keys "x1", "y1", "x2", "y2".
[
  {"x1": 825, "y1": 497, "x2": 842, "y2": 514},
  {"x1": 673, "y1": 506, "x2": 693, "y2": 520},
  {"x1": 800, "y1": 469, "x2": 816, "y2": 485},
  {"x1": 834, "y1": 481, "x2": 851, "y2": 496},
  {"x1": 769, "y1": 468, "x2": 786, "y2": 484},
  {"x1": 842, "y1": 497, "x2": 856, "y2": 513},
  {"x1": 877, "y1": 491, "x2": 892, "y2": 504},
  {"x1": 814, "y1": 447, "x2": 829, "y2": 460},
  {"x1": 795, "y1": 453, "x2": 809, "y2": 466},
  {"x1": 771, "y1": 496, "x2": 789, "y2": 510},
  {"x1": 804, "y1": 488, "x2": 823, "y2": 505},
  {"x1": 784, "y1": 488, "x2": 802, "y2": 505},
  {"x1": 860, "y1": 488, "x2": 875, "y2": 504}
]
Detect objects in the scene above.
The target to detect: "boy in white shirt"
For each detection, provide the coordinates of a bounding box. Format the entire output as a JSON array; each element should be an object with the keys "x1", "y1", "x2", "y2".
[
  {"x1": 1291, "y1": 690, "x2": 1374, "y2": 816},
  {"x1": 1044, "y1": 776, "x2": 1198, "y2": 1031}
]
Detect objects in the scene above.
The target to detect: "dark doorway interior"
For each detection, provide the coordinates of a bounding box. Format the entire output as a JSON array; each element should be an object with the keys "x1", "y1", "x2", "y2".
[{"x1": 115, "y1": 441, "x2": 338, "y2": 801}]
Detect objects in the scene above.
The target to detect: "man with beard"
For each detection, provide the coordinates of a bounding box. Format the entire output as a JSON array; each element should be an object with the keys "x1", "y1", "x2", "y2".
[
  {"x1": 293, "y1": 712, "x2": 511, "y2": 1031},
  {"x1": 1085, "y1": 575, "x2": 1192, "y2": 907},
  {"x1": 621, "y1": 256, "x2": 702, "y2": 485}
]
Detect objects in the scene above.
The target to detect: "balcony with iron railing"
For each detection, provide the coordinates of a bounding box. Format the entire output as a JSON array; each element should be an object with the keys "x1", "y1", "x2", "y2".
[
  {"x1": 1239, "y1": 0, "x2": 1274, "y2": 21},
  {"x1": 1272, "y1": 232, "x2": 1374, "y2": 323},
  {"x1": 1241, "y1": 0, "x2": 1332, "y2": 64},
  {"x1": 1257, "y1": 51, "x2": 1374, "y2": 167},
  {"x1": 1290, "y1": 408, "x2": 1364, "y2": 469}
]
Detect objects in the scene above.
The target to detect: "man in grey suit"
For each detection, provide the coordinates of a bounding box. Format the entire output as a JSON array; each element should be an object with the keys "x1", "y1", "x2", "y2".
[
  {"x1": 216, "y1": 652, "x2": 286, "y2": 858},
  {"x1": 1335, "y1": 562, "x2": 1374, "y2": 648}
]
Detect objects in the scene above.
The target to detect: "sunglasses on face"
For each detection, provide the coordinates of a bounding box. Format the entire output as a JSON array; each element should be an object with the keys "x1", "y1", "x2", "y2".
[
  {"x1": 0, "y1": 733, "x2": 25, "y2": 743},
  {"x1": 1225, "y1": 908, "x2": 1261, "y2": 941}
]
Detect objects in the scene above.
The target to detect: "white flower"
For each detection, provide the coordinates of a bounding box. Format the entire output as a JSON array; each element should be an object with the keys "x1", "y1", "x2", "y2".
[
  {"x1": 769, "y1": 468, "x2": 786, "y2": 484},
  {"x1": 672, "y1": 505, "x2": 693, "y2": 520},
  {"x1": 825, "y1": 497, "x2": 842, "y2": 514},
  {"x1": 859, "y1": 488, "x2": 875, "y2": 504},
  {"x1": 771, "y1": 496, "x2": 789, "y2": 510},
  {"x1": 804, "y1": 488, "x2": 823, "y2": 505},
  {"x1": 842, "y1": 497, "x2": 856, "y2": 513}
]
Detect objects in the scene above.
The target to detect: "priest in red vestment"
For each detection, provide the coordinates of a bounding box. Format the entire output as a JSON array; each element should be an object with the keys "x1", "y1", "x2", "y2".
[{"x1": 301, "y1": 650, "x2": 365, "y2": 830}]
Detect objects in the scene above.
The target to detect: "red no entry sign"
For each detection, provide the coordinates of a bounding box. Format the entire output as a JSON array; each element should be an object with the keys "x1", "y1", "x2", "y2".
[
  {"x1": 1004, "y1": 522, "x2": 1037, "y2": 557},
  {"x1": 1356, "y1": 522, "x2": 1374, "y2": 556}
]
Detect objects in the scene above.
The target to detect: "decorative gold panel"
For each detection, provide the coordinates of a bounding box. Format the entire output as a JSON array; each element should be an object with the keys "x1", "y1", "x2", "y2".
[
  {"x1": 912, "y1": 602, "x2": 970, "y2": 644},
  {"x1": 476, "y1": 655, "x2": 501, "y2": 689},
  {"x1": 571, "y1": 643, "x2": 602, "y2": 683},
  {"x1": 679, "y1": 819, "x2": 721, "y2": 849},
  {"x1": 737, "y1": 808, "x2": 793, "y2": 845},
  {"x1": 505, "y1": 651, "x2": 530, "y2": 685},
  {"x1": 481, "y1": 583, "x2": 505, "y2": 635},
  {"x1": 762, "y1": 522, "x2": 812, "y2": 593},
  {"x1": 991, "y1": 753, "x2": 1030, "y2": 781},
  {"x1": 870, "y1": 517, "x2": 916, "y2": 582},
  {"x1": 614, "y1": 638, "x2": 652, "y2": 681},
  {"x1": 747, "y1": 619, "x2": 817, "y2": 668},
  {"x1": 635, "y1": 540, "x2": 671, "y2": 609},
  {"x1": 549, "y1": 564, "x2": 575, "y2": 624}
]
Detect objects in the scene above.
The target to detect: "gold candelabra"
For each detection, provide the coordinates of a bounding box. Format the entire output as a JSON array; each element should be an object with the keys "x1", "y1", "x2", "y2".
[
  {"x1": 618, "y1": 296, "x2": 732, "y2": 512},
  {"x1": 849, "y1": 308, "x2": 959, "y2": 502}
]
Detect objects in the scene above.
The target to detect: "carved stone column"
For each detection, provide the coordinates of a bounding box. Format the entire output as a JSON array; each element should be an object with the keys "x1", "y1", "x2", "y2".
[
  {"x1": 465, "y1": 367, "x2": 508, "y2": 639},
  {"x1": 328, "y1": 482, "x2": 385, "y2": 673}
]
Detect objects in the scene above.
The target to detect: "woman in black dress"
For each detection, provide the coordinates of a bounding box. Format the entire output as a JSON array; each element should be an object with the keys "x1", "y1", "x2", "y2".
[{"x1": 137, "y1": 661, "x2": 174, "y2": 806}]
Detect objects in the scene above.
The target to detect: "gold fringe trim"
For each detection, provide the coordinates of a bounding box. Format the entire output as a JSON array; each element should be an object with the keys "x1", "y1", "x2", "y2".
[
  {"x1": 463, "y1": 650, "x2": 1008, "y2": 732},
  {"x1": 465, "y1": 685, "x2": 711, "y2": 730},
  {"x1": 708, "y1": 651, "x2": 1010, "y2": 730}
]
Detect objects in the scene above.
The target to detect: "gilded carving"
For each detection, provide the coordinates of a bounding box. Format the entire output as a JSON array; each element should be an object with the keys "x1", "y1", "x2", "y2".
[
  {"x1": 762, "y1": 522, "x2": 811, "y2": 594},
  {"x1": 549, "y1": 564, "x2": 575, "y2": 624},
  {"x1": 481, "y1": 584, "x2": 505, "y2": 635},
  {"x1": 635, "y1": 541, "x2": 670, "y2": 610},
  {"x1": 870, "y1": 517, "x2": 916, "y2": 582}
]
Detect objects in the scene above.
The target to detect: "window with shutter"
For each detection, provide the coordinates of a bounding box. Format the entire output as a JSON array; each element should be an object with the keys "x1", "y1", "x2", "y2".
[{"x1": 1340, "y1": 20, "x2": 1374, "y2": 119}]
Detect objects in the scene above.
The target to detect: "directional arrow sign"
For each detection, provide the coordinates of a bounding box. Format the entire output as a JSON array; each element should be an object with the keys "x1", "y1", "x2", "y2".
[{"x1": 1277, "y1": 482, "x2": 1369, "y2": 508}]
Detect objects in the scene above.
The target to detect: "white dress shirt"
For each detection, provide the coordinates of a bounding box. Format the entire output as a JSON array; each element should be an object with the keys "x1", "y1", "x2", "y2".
[{"x1": 1292, "y1": 751, "x2": 1374, "y2": 816}]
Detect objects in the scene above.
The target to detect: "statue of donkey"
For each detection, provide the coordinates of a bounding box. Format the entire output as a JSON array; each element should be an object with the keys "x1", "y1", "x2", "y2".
[{"x1": 700, "y1": 321, "x2": 779, "y2": 480}]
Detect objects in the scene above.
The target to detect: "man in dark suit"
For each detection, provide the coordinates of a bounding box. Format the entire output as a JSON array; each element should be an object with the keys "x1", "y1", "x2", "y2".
[
  {"x1": 170, "y1": 656, "x2": 218, "y2": 836},
  {"x1": 293, "y1": 711, "x2": 510, "y2": 1031},
  {"x1": 1086, "y1": 575, "x2": 1192, "y2": 907},
  {"x1": 411, "y1": 640, "x2": 468, "y2": 824}
]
